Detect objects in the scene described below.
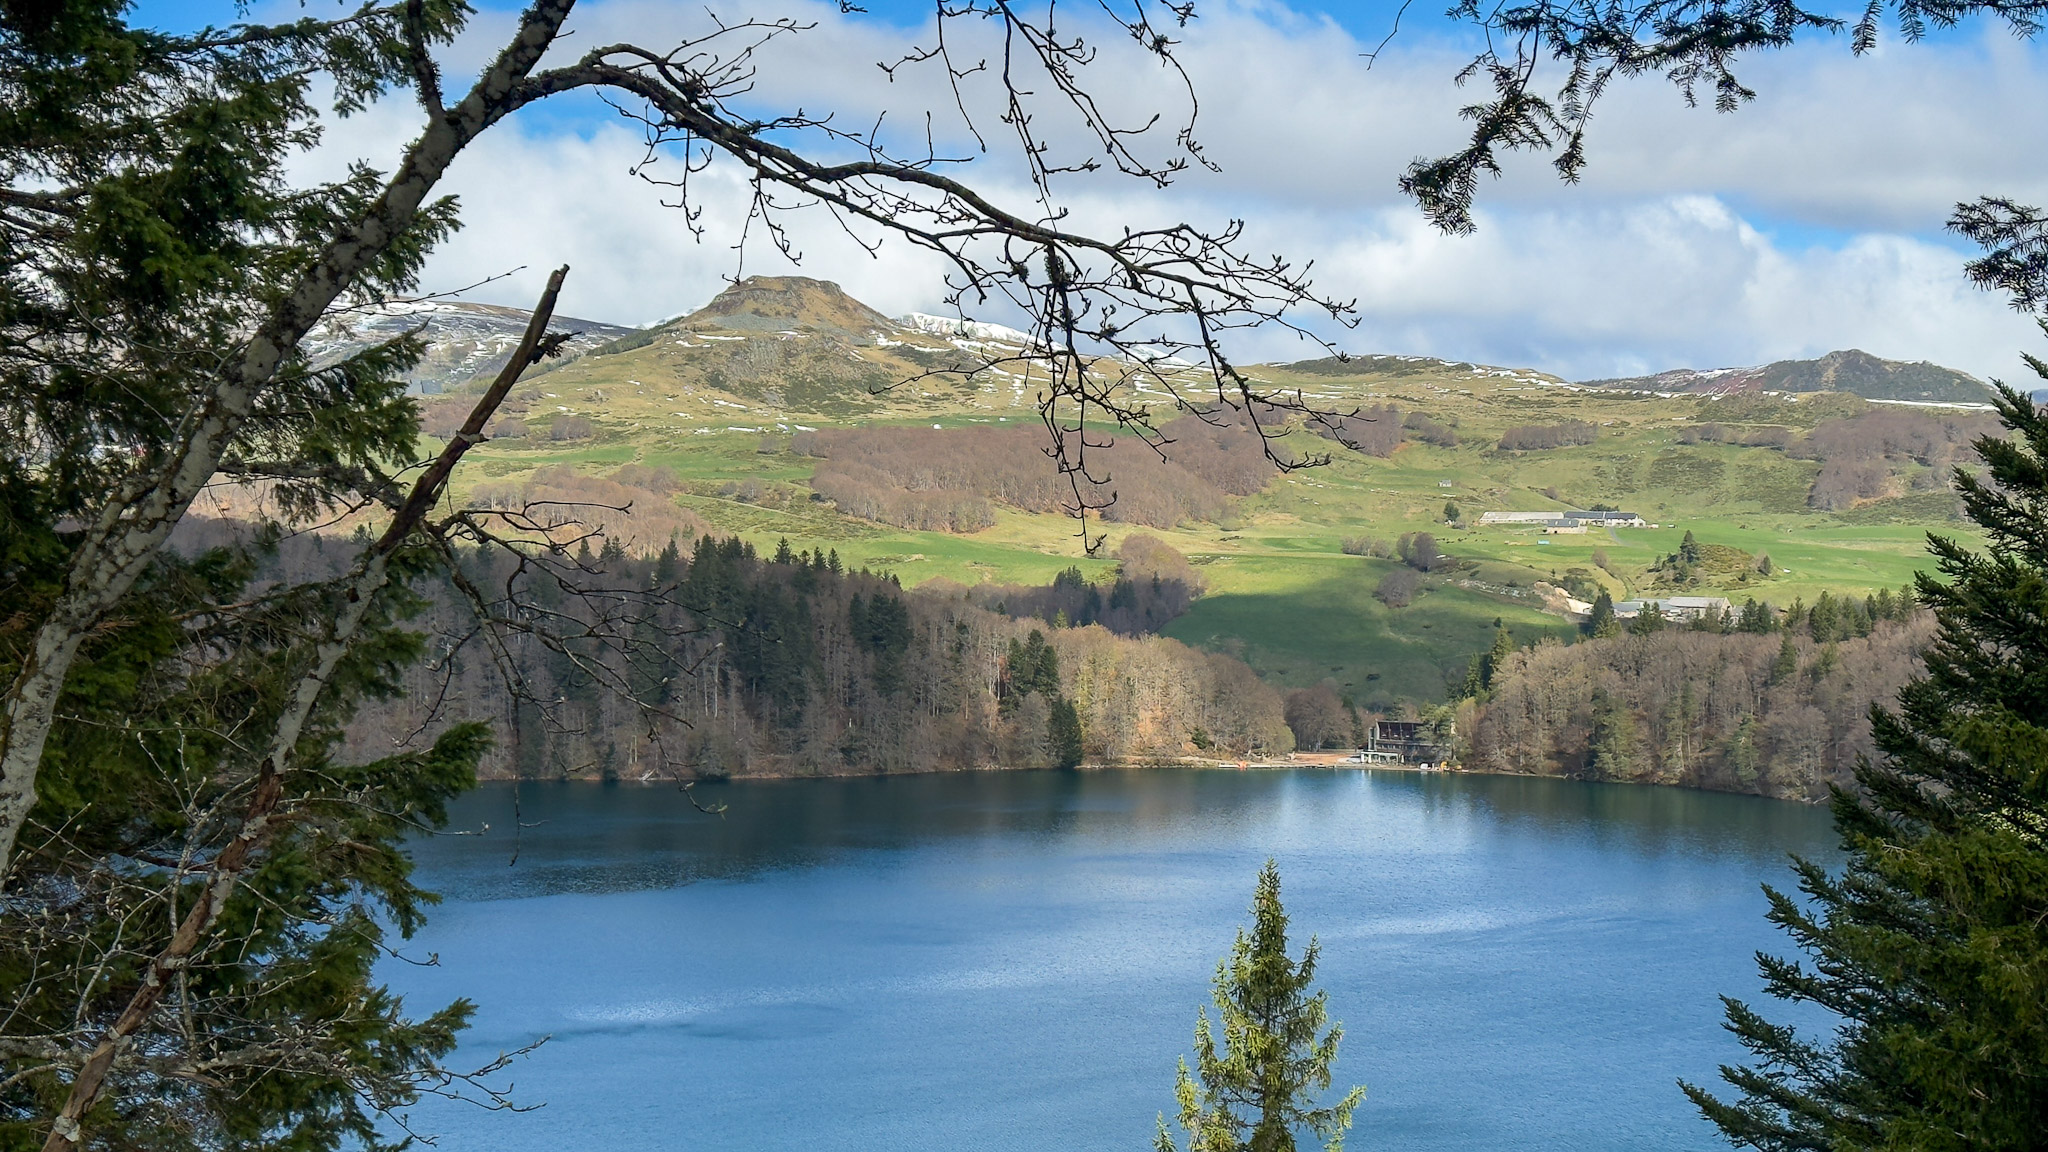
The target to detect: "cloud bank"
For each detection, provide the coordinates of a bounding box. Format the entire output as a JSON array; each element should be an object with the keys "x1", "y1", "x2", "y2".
[{"x1": 294, "y1": 0, "x2": 2048, "y2": 383}]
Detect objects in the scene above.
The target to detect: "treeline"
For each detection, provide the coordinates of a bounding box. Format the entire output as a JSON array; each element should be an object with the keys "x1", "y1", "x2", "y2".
[
  {"x1": 945, "y1": 534, "x2": 1205, "y2": 636},
  {"x1": 343, "y1": 534, "x2": 1289, "y2": 779},
  {"x1": 1311, "y1": 405, "x2": 1459, "y2": 454},
  {"x1": 1342, "y1": 530, "x2": 1449, "y2": 569},
  {"x1": 1469, "y1": 615, "x2": 1933, "y2": 800},
  {"x1": 1279, "y1": 684, "x2": 1400, "y2": 752},
  {"x1": 796, "y1": 415, "x2": 1276, "y2": 531},
  {"x1": 1497, "y1": 420, "x2": 1598, "y2": 451},
  {"x1": 1583, "y1": 581, "x2": 1917, "y2": 643},
  {"x1": 810, "y1": 469, "x2": 996, "y2": 532},
  {"x1": 1680, "y1": 408, "x2": 2000, "y2": 511}
]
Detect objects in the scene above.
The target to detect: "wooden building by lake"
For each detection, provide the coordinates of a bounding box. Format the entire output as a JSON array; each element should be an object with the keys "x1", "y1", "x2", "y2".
[{"x1": 1366, "y1": 720, "x2": 1450, "y2": 765}]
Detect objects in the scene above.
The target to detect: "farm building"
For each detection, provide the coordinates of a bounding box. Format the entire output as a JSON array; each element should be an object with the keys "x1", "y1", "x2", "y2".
[
  {"x1": 1568, "y1": 510, "x2": 1648, "y2": 526},
  {"x1": 1477, "y1": 510, "x2": 1646, "y2": 529}
]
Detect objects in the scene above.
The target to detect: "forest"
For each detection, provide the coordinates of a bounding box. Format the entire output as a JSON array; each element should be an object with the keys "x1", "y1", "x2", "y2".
[
  {"x1": 1467, "y1": 613, "x2": 1931, "y2": 800},
  {"x1": 324, "y1": 532, "x2": 1292, "y2": 780},
  {"x1": 466, "y1": 464, "x2": 712, "y2": 553}
]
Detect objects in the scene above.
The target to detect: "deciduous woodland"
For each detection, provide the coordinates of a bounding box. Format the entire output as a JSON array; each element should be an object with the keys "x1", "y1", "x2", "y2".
[
  {"x1": 1497, "y1": 420, "x2": 1599, "y2": 451},
  {"x1": 1468, "y1": 616, "x2": 1933, "y2": 800},
  {"x1": 314, "y1": 533, "x2": 1291, "y2": 779},
  {"x1": 1679, "y1": 407, "x2": 2000, "y2": 511},
  {"x1": 795, "y1": 416, "x2": 1278, "y2": 531}
]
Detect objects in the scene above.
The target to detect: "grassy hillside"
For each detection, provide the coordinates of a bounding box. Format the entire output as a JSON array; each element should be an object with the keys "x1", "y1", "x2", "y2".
[{"x1": 425, "y1": 277, "x2": 1981, "y2": 707}]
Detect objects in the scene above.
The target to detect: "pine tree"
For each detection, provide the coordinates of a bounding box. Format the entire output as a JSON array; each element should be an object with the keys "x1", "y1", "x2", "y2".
[
  {"x1": 1807, "y1": 590, "x2": 1839, "y2": 642},
  {"x1": 1586, "y1": 589, "x2": 1618, "y2": 637},
  {"x1": 1769, "y1": 632, "x2": 1800, "y2": 685},
  {"x1": 1157, "y1": 861, "x2": 1365, "y2": 1152},
  {"x1": 1683, "y1": 379, "x2": 2048, "y2": 1150},
  {"x1": 1047, "y1": 698, "x2": 1085, "y2": 770},
  {"x1": 1587, "y1": 684, "x2": 1642, "y2": 779},
  {"x1": 1478, "y1": 625, "x2": 1514, "y2": 691},
  {"x1": 1738, "y1": 598, "x2": 1777, "y2": 634}
]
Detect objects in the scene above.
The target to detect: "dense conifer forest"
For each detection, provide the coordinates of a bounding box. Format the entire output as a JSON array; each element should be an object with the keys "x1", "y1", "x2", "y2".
[{"x1": 311, "y1": 532, "x2": 1292, "y2": 779}]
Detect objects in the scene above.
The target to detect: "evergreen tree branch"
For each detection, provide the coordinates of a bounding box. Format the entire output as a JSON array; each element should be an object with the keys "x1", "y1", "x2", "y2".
[{"x1": 33, "y1": 268, "x2": 566, "y2": 1152}]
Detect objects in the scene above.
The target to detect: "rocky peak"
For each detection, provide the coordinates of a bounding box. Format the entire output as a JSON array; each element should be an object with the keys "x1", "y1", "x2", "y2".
[{"x1": 681, "y1": 275, "x2": 898, "y2": 337}]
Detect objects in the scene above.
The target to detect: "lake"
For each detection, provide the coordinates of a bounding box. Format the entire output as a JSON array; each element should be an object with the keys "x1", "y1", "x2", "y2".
[{"x1": 382, "y1": 769, "x2": 1838, "y2": 1151}]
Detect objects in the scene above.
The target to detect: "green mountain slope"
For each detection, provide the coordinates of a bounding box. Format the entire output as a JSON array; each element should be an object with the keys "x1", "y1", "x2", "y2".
[{"x1": 417, "y1": 277, "x2": 1982, "y2": 707}]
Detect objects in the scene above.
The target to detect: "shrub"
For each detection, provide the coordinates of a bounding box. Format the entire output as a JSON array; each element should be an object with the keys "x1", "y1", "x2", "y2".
[
  {"x1": 549, "y1": 414, "x2": 595, "y2": 440},
  {"x1": 1397, "y1": 531, "x2": 1444, "y2": 571},
  {"x1": 1375, "y1": 567, "x2": 1420, "y2": 608}
]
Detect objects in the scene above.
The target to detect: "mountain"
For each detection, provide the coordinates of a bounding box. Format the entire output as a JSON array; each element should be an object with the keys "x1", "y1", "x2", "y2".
[
  {"x1": 357, "y1": 281, "x2": 1992, "y2": 412},
  {"x1": 455, "y1": 276, "x2": 1064, "y2": 426},
  {"x1": 305, "y1": 299, "x2": 639, "y2": 394},
  {"x1": 401, "y1": 277, "x2": 1570, "y2": 420},
  {"x1": 339, "y1": 273, "x2": 1997, "y2": 723},
  {"x1": 1581, "y1": 349, "x2": 1993, "y2": 405}
]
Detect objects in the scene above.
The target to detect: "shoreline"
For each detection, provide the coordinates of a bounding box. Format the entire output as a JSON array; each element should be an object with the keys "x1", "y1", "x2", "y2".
[{"x1": 478, "y1": 753, "x2": 1825, "y2": 803}]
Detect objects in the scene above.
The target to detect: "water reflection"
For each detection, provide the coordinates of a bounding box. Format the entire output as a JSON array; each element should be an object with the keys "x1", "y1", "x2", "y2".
[
  {"x1": 415, "y1": 768, "x2": 1835, "y2": 899},
  {"x1": 389, "y1": 769, "x2": 1839, "y2": 1152}
]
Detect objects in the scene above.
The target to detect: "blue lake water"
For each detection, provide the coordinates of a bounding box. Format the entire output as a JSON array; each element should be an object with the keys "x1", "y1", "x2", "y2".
[{"x1": 382, "y1": 769, "x2": 1838, "y2": 1150}]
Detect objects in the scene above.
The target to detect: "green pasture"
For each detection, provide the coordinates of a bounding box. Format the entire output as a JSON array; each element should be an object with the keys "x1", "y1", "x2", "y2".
[{"x1": 1160, "y1": 553, "x2": 1579, "y2": 707}]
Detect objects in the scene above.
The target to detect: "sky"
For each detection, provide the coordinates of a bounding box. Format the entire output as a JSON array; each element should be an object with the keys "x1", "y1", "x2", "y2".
[{"x1": 137, "y1": 0, "x2": 2048, "y2": 382}]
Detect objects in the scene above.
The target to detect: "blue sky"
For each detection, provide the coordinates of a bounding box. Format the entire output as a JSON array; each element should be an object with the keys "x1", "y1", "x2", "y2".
[{"x1": 127, "y1": 0, "x2": 2048, "y2": 381}]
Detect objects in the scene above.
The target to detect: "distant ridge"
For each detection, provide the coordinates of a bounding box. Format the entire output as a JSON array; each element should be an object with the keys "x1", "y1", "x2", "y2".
[
  {"x1": 896, "y1": 312, "x2": 1032, "y2": 346},
  {"x1": 305, "y1": 299, "x2": 636, "y2": 394},
  {"x1": 1582, "y1": 349, "x2": 1993, "y2": 405},
  {"x1": 1277, "y1": 354, "x2": 1562, "y2": 385}
]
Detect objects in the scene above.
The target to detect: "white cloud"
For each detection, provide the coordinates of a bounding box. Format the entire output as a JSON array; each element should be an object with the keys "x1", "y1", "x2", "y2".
[
  {"x1": 1279, "y1": 198, "x2": 2040, "y2": 383},
  {"x1": 283, "y1": 0, "x2": 2048, "y2": 383}
]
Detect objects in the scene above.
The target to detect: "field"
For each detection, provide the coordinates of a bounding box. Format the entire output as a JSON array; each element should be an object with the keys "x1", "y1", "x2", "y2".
[{"x1": 426, "y1": 285, "x2": 1981, "y2": 707}]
